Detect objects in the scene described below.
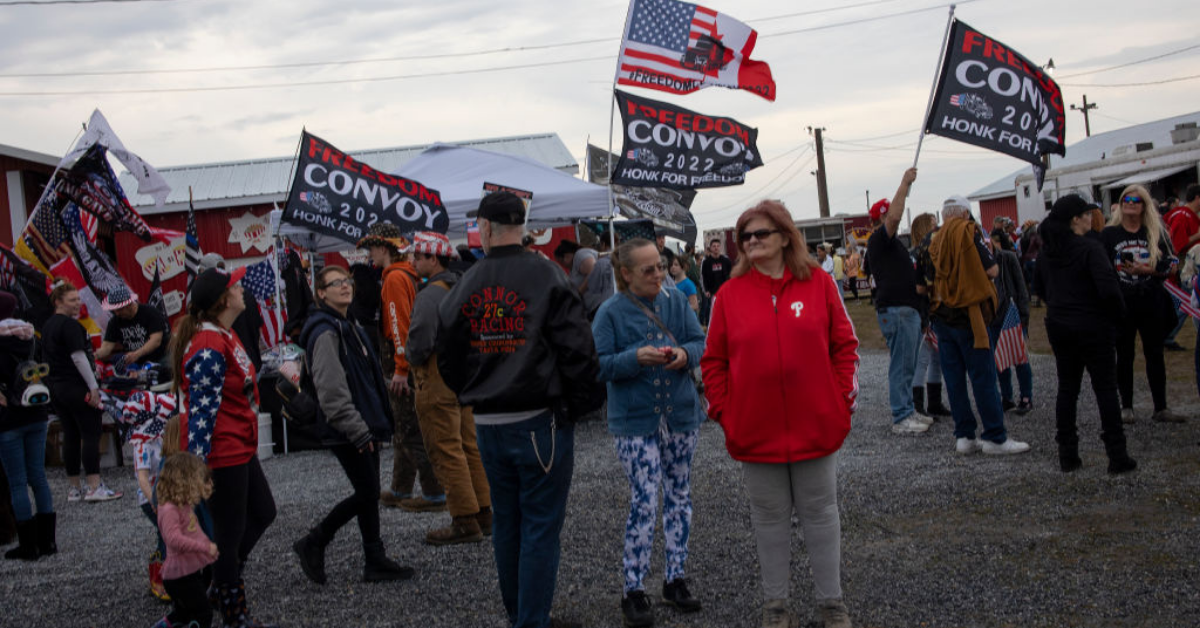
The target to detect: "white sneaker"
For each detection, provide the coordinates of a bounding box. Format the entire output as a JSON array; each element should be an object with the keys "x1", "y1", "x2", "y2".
[
  {"x1": 891, "y1": 416, "x2": 930, "y2": 434},
  {"x1": 84, "y1": 483, "x2": 123, "y2": 502},
  {"x1": 67, "y1": 487, "x2": 83, "y2": 503},
  {"x1": 955, "y1": 437, "x2": 981, "y2": 454},
  {"x1": 981, "y1": 439, "x2": 1031, "y2": 455},
  {"x1": 912, "y1": 412, "x2": 935, "y2": 426},
  {"x1": 1121, "y1": 408, "x2": 1135, "y2": 424}
]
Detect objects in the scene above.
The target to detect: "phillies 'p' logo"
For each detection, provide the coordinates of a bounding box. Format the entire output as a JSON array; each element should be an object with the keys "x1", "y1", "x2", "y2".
[{"x1": 790, "y1": 302, "x2": 803, "y2": 317}]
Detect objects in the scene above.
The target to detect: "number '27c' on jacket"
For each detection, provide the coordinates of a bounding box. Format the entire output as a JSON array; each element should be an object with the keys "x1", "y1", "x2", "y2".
[{"x1": 702, "y1": 267, "x2": 860, "y2": 464}]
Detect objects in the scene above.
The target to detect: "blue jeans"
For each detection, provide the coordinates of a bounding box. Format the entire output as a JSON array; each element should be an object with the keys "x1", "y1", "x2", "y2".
[
  {"x1": 987, "y1": 325, "x2": 1033, "y2": 403},
  {"x1": 0, "y1": 421, "x2": 54, "y2": 521},
  {"x1": 477, "y1": 411, "x2": 575, "y2": 628},
  {"x1": 877, "y1": 306, "x2": 922, "y2": 421},
  {"x1": 932, "y1": 320, "x2": 1008, "y2": 443}
]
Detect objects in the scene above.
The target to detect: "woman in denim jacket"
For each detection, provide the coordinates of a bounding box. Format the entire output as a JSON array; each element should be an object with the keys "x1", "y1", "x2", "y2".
[{"x1": 592, "y1": 238, "x2": 706, "y2": 628}]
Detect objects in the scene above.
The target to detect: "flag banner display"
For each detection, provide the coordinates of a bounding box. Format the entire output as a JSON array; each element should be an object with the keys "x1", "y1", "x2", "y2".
[
  {"x1": 243, "y1": 255, "x2": 287, "y2": 349},
  {"x1": 147, "y1": 266, "x2": 168, "y2": 321},
  {"x1": 580, "y1": 219, "x2": 659, "y2": 243},
  {"x1": 616, "y1": 0, "x2": 775, "y2": 101},
  {"x1": 22, "y1": 144, "x2": 153, "y2": 272},
  {"x1": 588, "y1": 144, "x2": 698, "y2": 242},
  {"x1": 185, "y1": 197, "x2": 201, "y2": 289},
  {"x1": 481, "y1": 182, "x2": 533, "y2": 212},
  {"x1": 923, "y1": 19, "x2": 1065, "y2": 189},
  {"x1": 0, "y1": 244, "x2": 51, "y2": 325},
  {"x1": 283, "y1": 131, "x2": 449, "y2": 245},
  {"x1": 63, "y1": 110, "x2": 172, "y2": 207},
  {"x1": 612, "y1": 90, "x2": 763, "y2": 190},
  {"x1": 1165, "y1": 280, "x2": 1200, "y2": 320}
]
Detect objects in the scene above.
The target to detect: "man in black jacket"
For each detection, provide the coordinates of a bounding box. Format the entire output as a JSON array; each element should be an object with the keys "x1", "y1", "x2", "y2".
[{"x1": 438, "y1": 192, "x2": 599, "y2": 628}]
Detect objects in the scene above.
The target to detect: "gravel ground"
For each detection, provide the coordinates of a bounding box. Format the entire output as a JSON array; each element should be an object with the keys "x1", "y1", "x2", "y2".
[{"x1": 2, "y1": 350, "x2": 1198, "y2": 628}]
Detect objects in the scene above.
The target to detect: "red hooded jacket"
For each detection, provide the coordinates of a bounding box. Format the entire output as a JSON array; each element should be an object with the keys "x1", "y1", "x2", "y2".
[{"x1": 702, "y1": 267, "x2": 859, "y2": 463}]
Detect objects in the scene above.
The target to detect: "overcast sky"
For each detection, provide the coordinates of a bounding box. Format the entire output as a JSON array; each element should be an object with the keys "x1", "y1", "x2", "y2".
[{"x1": 1, "y1": 0, "x2": 1197, "y2": 234}]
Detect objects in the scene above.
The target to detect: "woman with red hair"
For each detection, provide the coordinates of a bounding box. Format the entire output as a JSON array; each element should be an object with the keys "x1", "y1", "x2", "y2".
[{"x1": 702, "y1": 200, "x2": 859, "y2": 628}]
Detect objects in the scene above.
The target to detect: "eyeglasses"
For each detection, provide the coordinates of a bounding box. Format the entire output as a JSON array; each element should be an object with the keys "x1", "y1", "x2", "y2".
[
  {"x1": 1121, "y1": 196, "x2": 1143, "y2": 204},
  {"x1": 322, "y1": 278, "x2": 352, "y2": 289},
  {"x1": 739, "y1": 229, "x2": 779, "y2": 243},
  {"x1": 637, "y1": 263, "x2": 665, "y2": 276}
]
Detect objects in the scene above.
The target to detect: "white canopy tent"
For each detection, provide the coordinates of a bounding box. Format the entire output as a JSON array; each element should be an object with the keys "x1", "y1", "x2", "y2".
[
  {"x1": 272, "y1": 142, "x2": 612, "y2": 251},
  {"x1": 395, "y1": 143, "x2": 612, "y2": 239}
]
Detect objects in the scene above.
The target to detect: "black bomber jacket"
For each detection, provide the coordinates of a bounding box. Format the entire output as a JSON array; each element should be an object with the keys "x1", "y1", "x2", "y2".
[{"x1": 436, "y1": 245, "x2": 602, "y2": 417}]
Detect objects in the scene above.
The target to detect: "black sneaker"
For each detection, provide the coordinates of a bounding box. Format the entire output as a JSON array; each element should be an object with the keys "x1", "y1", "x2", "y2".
[
  {"x1": 1015, "y1": 398, "x2": 1033, "y2": 415},
  {"x1": 662, "y1": 578, "x2": 702, "y2": 613},
  {"x1": 621, "y1": 590, "x2": 654, "y2": 627},
  {"x1": 1002, "y1": 399, "x2": 1016, "y2": 412}
]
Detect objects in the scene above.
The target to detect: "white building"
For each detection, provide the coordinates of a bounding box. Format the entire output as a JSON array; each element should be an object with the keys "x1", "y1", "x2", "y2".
[{"x1": 969, "y1": 111, "x2": 1200, "y2": 225}]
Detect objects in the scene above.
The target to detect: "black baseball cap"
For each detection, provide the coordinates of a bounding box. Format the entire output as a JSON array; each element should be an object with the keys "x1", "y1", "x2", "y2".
[
  {"x1": 468, "y1": 191, "x2": 526, "y2": 225},
  {"x1": 189, "y1": 267, "x2": 247, "y2": 313}
]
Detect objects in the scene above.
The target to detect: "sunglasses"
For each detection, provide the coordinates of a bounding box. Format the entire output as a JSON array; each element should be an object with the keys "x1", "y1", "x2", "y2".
[
  {"x1": 739, "y1": 229, "x2": 779, "y2": 243},
  {"x1": 636, "y1": 263, "x2": 665, "y2": 276},
  {"x1": 321, "y1": 278, "x2": 353, "y2": 289},
  {"x1": 1121, "y1": 196, "x2": 1143, "y2": 204}
]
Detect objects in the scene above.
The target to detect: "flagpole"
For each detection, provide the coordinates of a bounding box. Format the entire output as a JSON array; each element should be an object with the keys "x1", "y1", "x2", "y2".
[
  {"x1": 608, "y1": 0, "x2": 637, "y2": 264},
  {"x1": 913, "y1": 4, "x2": 956, "y2": 170}
]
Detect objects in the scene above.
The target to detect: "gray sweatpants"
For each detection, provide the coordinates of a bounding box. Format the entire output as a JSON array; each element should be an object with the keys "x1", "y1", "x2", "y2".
[{"x1": 742, "y1": 453, "x2": 842, "y2": 602}]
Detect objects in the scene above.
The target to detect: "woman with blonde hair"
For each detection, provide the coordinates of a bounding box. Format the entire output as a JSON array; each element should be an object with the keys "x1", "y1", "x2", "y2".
[
  {"x1": 703, "y1": 200, "x2": 859, "y2": 628},
  {"x1": 908, "y1": 213, "x2": 950, "y2": 418},
  {"x1": 1100, "y1": 184, "x2": 1185, "y2": 423}
]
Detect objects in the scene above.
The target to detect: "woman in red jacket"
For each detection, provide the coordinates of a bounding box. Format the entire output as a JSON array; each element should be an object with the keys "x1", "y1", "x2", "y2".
[
  {"x1": 702, "y1": 200, "x2": 859, "y2": 628},
  {"x1": 170, "y1": 267, "x2": 277, "y2": 628}
]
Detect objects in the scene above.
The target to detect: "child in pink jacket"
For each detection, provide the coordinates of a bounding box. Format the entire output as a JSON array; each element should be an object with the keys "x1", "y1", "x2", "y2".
[{"x1": 153, "y1": 453, "x2": 217, "y2": 628}]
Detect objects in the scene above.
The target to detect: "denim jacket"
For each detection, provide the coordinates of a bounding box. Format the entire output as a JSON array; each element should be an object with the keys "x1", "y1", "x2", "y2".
[{"x1": 592, "y1": 288, "x2": 705, "y2": 437}]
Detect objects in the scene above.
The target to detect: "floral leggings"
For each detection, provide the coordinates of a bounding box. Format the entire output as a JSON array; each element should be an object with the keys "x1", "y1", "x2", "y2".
[{"x1": 614, "y1": 424, "x2": 699, "y2": 593}]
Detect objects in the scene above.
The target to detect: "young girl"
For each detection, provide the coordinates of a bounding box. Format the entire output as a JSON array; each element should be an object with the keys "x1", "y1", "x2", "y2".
[{"x1": 153, "y1": 452, "x2": 217, "y2": 628}]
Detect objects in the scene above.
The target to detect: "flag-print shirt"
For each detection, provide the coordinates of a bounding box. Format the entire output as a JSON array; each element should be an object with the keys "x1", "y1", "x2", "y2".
[{"x1": 179, "y1": 323, "x2": 260, "y2": 469}]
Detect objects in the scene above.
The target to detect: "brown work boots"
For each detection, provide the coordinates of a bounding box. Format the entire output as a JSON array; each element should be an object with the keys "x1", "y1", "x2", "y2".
[{"x1": 425, "y1": 511, "x2": 488, "y2": 546}]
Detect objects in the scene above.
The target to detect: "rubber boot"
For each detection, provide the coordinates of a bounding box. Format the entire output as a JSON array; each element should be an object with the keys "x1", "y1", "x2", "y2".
[
  {"x1": 34, "y1": 512, "x2": 56, "y2": 556},
  {"x1": 925, "y1": 383, "x2": 951, "y2": 418},
  {"x1": 362, "y1": 540, "x2": 414, "y2": 582},
  {"x1": 1057, "y1": 444, "x2": 1082, "y2": 473},
  {"x1": 912, "y1": 386, "x2": 925, "y2": 415},
  {"x1": 292, "y1": 527, "x2": 329, "y2": 585},
  {"x1": 3, "y1": 518, "x2": 39, "y2": 561}
]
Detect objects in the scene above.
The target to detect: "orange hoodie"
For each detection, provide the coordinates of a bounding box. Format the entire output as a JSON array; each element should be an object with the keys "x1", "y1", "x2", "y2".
[{"x1": 381, "y1": 260, "x2": 418, "y2": 377}]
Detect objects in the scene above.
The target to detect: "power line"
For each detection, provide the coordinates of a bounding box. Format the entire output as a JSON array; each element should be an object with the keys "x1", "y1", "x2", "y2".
[
  {"x1": 762, "y1": 0, "x2": 977, "y2": 38},
  {"x1": 0, "y1": 0, "x2": 921, "y2": 79},
  {"x1": 1061, "y1": 73, "x2": 1200, "y2": 88},
  {"x1": 0, "y1": 55, "x2": 614, "y2": 96},
  {"x1": 694, "y1": 149, "x2": 815, "y2": 216},
  {"x1": 829, "y1": 128, "x2": 921, "y2": 143},
  {"x1": 1055, "y1": 42, "x2": 1200, "y2": 79}
]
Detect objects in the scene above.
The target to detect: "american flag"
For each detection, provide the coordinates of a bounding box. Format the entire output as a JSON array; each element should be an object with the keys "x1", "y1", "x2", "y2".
[
  {"x1": 1165, "y1": 280, "x2": 1200, "y2": 320},
  {"x1": 993, "y1": 302, "x2": 1029, "y2": 373},
  {"x1": 950, "y1": 94, "x2": 962, "y2": 106},
  {"x1": 23, "y1": 176, "x2": 74, "y2": 267},
  {"x1": 243, "y1": 257, "x2": 286, "y2": 348},
  {"x1": 185, "y1": 194, "x2": 201, "y2": 290},
  {"x1": 616, "y1": 0, "x2": 775, "y2": 100},
  {"x1": 79, "y1": 211, "x2": 99, "y2": 243},
  {"x1": 924, "y1": 326, "x2": 939, "y2": 351},
  {"x1": 123, "y1": 390, "x2": 176, "y2": 444}
]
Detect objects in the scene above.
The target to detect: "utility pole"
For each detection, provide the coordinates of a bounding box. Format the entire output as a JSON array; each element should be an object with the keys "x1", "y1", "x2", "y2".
[
  {"x1": 1070, "y1": 94, "x2": 1097, "y2": 137},
  {"x1": 808, "y1": 126, "x2": 830, "y2": 218}
]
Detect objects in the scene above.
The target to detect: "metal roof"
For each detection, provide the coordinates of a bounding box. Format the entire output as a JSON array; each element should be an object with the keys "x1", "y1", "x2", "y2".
[
  {"x1": 0, "y1": 142, "x2": 59, "y2": 167},
  {"x1": 969, "y1": 110, "x2": 1200, "y2": 199},
  {"x1": 117, "y1": 133, "x2": 580, "y2": 214}
]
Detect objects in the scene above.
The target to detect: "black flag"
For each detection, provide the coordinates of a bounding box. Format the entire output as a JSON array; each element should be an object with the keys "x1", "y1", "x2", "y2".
[
  {"x1": 147, "y1": 265, "x2": 168, "y2": 321},
  {"x1": 923, "y1": 19, "x2": 1065, "y2": 190}
]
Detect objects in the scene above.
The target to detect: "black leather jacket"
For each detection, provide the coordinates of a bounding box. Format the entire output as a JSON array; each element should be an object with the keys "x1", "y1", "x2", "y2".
[{"x1": 436, "y1": 245, "x2": 602, "y2": 418}]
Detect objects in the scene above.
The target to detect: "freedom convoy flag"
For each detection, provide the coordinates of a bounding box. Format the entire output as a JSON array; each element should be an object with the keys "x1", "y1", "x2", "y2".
[
  {"x1": 924, "y1": 20, "x2": 1066, "y2": 190},
  {"x1": 993, "y1": 302, "x2": 1029, "y2": 374},
  {"x1": 616, "y1": 0, "x2": 775, "y2": 101},
  {"x1": 612, "y1": 89, "x2": 763, "y2": 190}
]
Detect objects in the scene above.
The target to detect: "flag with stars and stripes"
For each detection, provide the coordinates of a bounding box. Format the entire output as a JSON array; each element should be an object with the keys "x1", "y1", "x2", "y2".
[
  {"x1": 1165, "y1": 279, "x2": 1200, "y2": 320},
  {"x1": 185, "y1": 197, "x2": 201, "y2": 290},
  {"x1": 183, "y1": 347, "x2": 226, "y2": 459},
  {"x1": 616, "y1": 0, "x2": 775, "y2": 101},
  {"x1": 123, "y1": 390, "x2": 176, "y2": 444},
  {"x1": 243, "y1": 257, "x2": 286, "y2": 348},
  {"x1": 993, "y1": 302, "x2": 1029, "y2": 374}
]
